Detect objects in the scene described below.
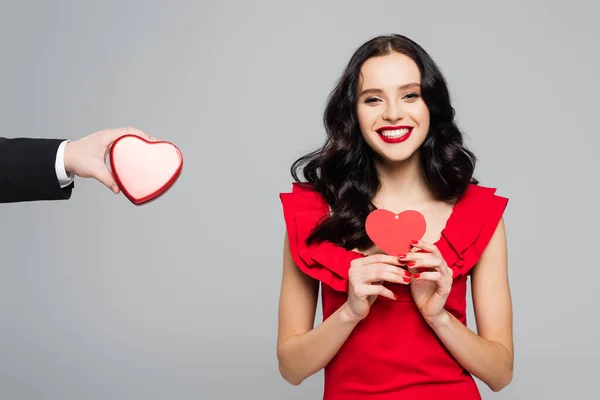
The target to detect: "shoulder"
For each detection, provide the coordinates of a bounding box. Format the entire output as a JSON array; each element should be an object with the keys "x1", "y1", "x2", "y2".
[
  {"x1": 279, "y1": 182, "x2": 332, "y2": 233},
  {"x1": 454, "y1": 183, "x2": 509, "y2": 225},
  {"x1": 467, "y1": 183, "x2": 508, "y2": 256},
  {"x1": 461, "y1": 182, "x2": 509, "y2": 232},
  {"x1": 280, "y1": 182, "x2": 328, "y2": 209},
  {"x1": 279, "y1": 182, "x2": 362, "y2": 292},
  {"x1": 443, "y1": 183, "x2": 509, "y2": 276},
  {"x1": 462, "y1": 182, "x2": 508, "y2": 207}
]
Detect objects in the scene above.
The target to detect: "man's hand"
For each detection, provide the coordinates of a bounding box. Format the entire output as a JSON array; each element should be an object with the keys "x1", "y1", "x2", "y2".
[{"x1": 64, "y1": 127, "x2": 155, "y2": 194}]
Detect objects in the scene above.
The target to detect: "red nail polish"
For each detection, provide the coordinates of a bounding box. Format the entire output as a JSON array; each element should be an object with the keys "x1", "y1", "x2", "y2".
[
  {"x1": 411, "y1": 240, "x2": 419, "y2": 245},
  {"x1": 407, "y1": 261, "x2": 415, "y2": 266},
  {"x1": 398, "y1": 254, "x2": 406, "y2": 259},
  {"x1": 403, "y1": 277, "x2": 411, "y2": 282},
  {"x1": 414, "y1": 273, "x2": 421, "y2": 279},
  {"x1": 394, "y1": 294, "x2": 399, "y2": 300},
  {"x1": 405, "y1": 271, "x2": 412, "y2": 277}
]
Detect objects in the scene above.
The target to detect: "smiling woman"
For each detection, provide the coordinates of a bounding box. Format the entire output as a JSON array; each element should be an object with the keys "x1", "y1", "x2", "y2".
[
  {"x1": 358, "y1": 55, "x2": 430, "y2": 159},
  {"x1": 276, "y1": 34, "x2": 513, "y2": 400}
]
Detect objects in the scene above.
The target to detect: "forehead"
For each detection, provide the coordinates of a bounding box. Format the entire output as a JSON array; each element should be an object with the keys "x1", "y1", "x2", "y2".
[{"x1": 358, "y1": 52, "x2": 421, "y2": 89}]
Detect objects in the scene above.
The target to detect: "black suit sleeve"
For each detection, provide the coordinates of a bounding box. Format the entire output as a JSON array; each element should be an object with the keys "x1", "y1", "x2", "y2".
[{"x1": 0, "y1": 137, "x2": 74, "y2": 203}]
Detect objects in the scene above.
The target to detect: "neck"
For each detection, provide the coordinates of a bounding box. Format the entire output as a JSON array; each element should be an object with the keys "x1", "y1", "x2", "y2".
[{"x1": 373, "y1": 153, "x2": 435, "y2": 207}]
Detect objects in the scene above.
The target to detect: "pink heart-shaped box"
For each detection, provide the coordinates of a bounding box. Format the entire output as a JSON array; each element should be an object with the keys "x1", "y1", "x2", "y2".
[{"x1": 108, "y1": 134, "x2": 183, "y2": 205}]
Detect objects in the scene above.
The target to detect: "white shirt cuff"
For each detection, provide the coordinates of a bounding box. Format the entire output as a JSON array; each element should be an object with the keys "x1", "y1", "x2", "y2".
[{"x1": 55, "y1": 140, "x2": 75, "y2": 188}]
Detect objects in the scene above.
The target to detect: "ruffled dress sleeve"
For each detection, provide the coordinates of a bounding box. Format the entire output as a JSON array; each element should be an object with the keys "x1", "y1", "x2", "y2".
[
  {"x1": 279, "y1": 183, "x2": 365, "y2": 292},
  {"x1": 438, "y1": 184, "x2": 509, "y2": 278}
]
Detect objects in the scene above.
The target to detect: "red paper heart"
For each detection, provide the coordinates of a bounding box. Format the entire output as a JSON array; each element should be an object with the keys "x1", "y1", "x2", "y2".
[
  {"x1": 108, "y1": 134, "x2": 183, "y2": 205},
  {"x1": 365, "y1": 209, "x2": 427, "y2": 256}
]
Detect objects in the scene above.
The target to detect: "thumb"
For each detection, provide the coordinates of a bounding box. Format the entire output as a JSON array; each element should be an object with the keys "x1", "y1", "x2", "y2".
[
  {"x1": 103, "y1": 127, "x2": 151, "y2": 150},
  {"x1": 94, "y1": 164, "x2": 120, "y2": 194},
  {"x1": 117, "y1": 126, "x2": 152, "y2": 141}
]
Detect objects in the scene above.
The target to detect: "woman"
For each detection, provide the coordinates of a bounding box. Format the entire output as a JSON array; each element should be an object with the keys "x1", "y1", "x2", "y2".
[{"x1": 277, "y1": 34, "x2": 513, "y2": 399}]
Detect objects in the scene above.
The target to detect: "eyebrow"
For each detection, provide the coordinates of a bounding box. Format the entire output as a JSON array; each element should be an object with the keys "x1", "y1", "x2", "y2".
[{"x1": 359, "y1": 82, "x2": 421, "y2": 97}]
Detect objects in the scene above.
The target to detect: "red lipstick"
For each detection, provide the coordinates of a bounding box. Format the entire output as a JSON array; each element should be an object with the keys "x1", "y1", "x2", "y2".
[{"x1": 376, "y1": 126, "x2": 413, "y2": 144}]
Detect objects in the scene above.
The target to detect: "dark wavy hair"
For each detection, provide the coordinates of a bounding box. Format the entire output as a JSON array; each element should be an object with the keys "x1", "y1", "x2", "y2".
[{"x1": 291, "y1": 34, "x2": 477, "y2": 251}]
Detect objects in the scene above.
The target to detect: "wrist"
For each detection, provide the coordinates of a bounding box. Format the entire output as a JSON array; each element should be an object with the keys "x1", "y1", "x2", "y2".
[
  {"x1": 425, "y1": 310, "x2": 451, "y2": 329},
  {"x1": 63, "y1": 141, "x2": 74, "y2": 173},
  {"x1": 339, "y1": 302, "x2": 362, "y2": 326}
]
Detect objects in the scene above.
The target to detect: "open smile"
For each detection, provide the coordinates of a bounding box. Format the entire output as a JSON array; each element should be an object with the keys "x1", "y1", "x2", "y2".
[{"x1": 376, "y1": 126, "x2": 413, "y2": 144}]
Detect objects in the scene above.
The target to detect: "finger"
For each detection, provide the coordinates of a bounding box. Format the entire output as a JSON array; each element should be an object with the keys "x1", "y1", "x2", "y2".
[
  {"x1": 413, "y1": 271, "x2": 451, "y2": 293},
  {"x1": 406, "y1": 256, "x2": 453, "y2": 281},
  {"x1": 407, "y1": 265, "x2": 431, "y2": 276},
  {"x1": 121, "y1": 126, "x2": 151, "y2": 139},
  {"x1": 352, "y1": 263, "x2": 409, "y2": 284},
  {"x1": 406, "y1": 257, "x2": 444, "y2": 275},
  {"x1": 369, "y1": 263, "x2": 411, "y2": 279},
  {"x1": 94, "y1": 164, "x2": 120, "y2": 194},
  {"x1": 410, "y1": 239, "x2": 442, "y2": 257},
  {"x1": 413, "y1": 271, "x2": 444, "y2": 284},
  {"x1": 108, "y1": 127, "x2": 152, "y2": 143},
  {"x1": 413, "y1": 267, "x2": 434, "y2": 274},
  {"x1": 365, "y1": 269, "x2": 411, "y2": 285},
  {"x1": 397, "y1": 252, "x2": 433, "y2": 262},
  {"x1": 358, "y1": 253, "x2": 405, "y2": 267},
  {"x1": 403, "y1": 253, "x2": 453, "y2": 279},
  {"x1": 354, "y1": 284, "x2": 397, "y2": 301}
]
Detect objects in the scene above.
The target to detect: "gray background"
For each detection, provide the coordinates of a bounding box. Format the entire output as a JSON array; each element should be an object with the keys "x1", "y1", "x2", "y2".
[{"x1": 0, "y1": 0, "x2": 597, "y2": 399}]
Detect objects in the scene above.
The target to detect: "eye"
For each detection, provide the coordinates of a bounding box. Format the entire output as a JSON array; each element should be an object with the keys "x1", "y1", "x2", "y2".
[
  {"x1": 364, "y1": 97, "x2": 381, "y2": 104},
  {"x1": 404, "y1": 92, "x2": 420, "y2": 100}
]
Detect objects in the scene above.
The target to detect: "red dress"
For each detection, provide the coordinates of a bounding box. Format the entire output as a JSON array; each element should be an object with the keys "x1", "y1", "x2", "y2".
[{"x1": 280, "y1": 182, "x2": 508, "y2": 400}]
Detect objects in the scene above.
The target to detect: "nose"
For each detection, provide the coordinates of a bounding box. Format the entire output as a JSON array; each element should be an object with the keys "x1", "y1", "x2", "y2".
[{"x1": 382, "y1": 102, "x2": 404, "y2": 122}]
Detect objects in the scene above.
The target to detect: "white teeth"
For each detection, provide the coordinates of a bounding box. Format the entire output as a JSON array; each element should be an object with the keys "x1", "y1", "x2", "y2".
[{"x1": 380, "y1": 128, "x2": 410, "y2": 138}]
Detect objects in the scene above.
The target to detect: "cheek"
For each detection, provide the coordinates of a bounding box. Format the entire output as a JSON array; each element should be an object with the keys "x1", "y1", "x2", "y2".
[
  {"x1": 415, "y1": 105, "x2": 430, "y2": 130},
  {"x1": 357, "y1": 107, "x2": 376, "y2": 132}
]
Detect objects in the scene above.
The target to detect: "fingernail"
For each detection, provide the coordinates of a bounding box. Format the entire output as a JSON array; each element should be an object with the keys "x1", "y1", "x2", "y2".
[
  {"x1": 411, "y1": 240, "x2": 419, "y2": 245},
  {"x1": 398, "y1": 254, "x2": 406, "y2": 259},
  {"x1": 402, "y1": 277, "x2": 411, "y2": 283},
  {"x1": 407, "y1": 261, "x2": 416, "y2": 267},
  {"x1": 414, "y1": 273, "x2": 421, "y2": 279},
  {"x1": 405, "y1": 271, "x2": 412, "y2": 277},
  {"x1": 394, "y1": 294, "x2": 399, "y2": 300}
]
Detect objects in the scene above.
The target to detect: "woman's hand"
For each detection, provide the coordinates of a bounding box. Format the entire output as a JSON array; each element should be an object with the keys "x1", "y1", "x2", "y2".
[
  {"x1": 342, "y1": 254, "x2": 411, "y2": 323},
  {"x1": 399, "y1": 240, "x2": 453, "y2": 325}
]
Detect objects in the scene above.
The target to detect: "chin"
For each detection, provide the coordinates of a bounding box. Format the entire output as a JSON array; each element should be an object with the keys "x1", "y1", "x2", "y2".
[
  {"x1": 366, "y1": 135, "x2": 422, "y2": 164},
  {"x1": 376, "y1": 150, "x2": 417, "y2": 164}
]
